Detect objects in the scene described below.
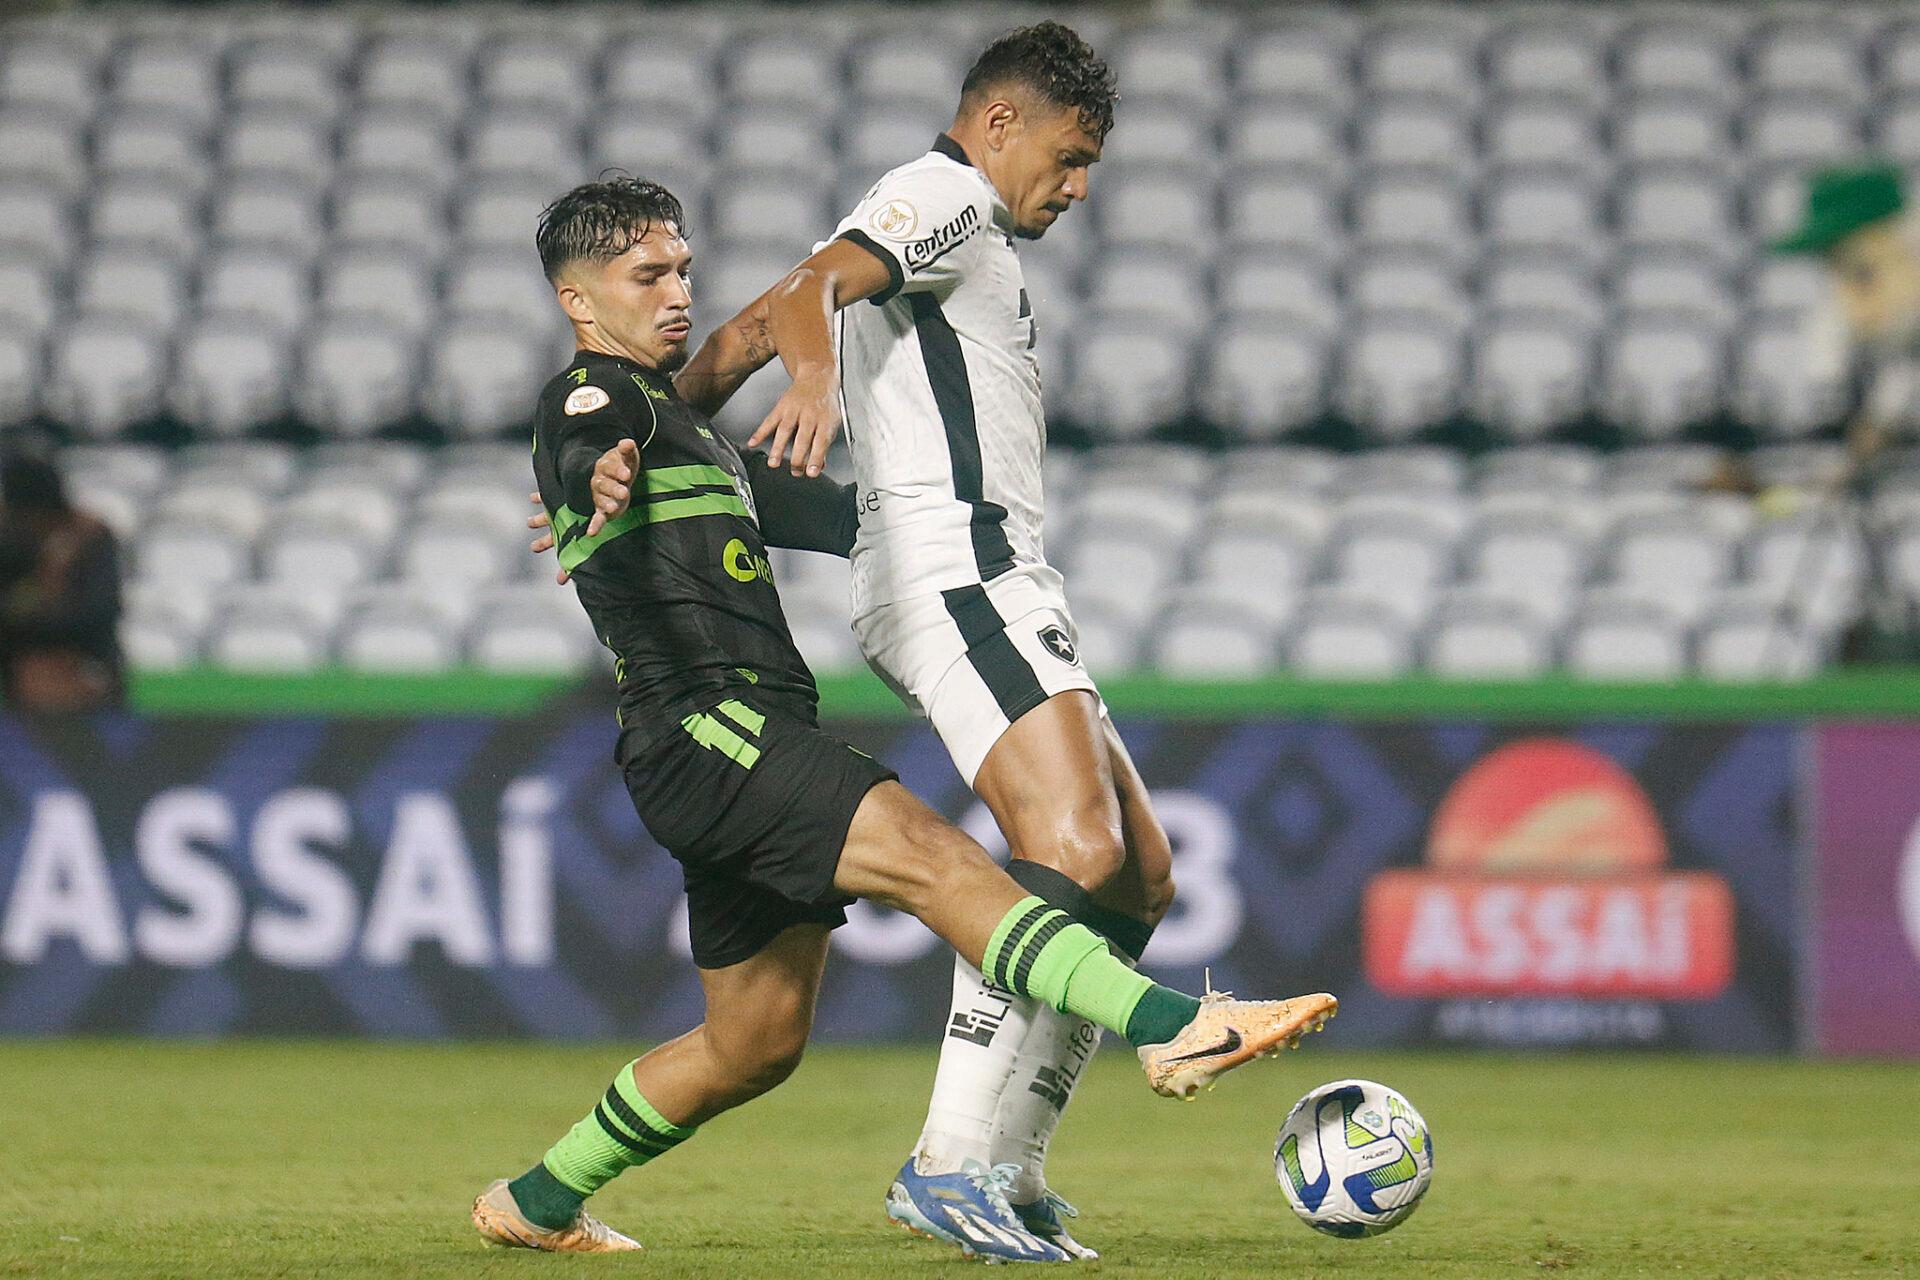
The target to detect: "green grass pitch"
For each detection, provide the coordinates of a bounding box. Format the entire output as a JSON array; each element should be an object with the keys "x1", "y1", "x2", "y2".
[{"x1": 1, "y1": 1040, "x2": 1915, "y2": 1278}]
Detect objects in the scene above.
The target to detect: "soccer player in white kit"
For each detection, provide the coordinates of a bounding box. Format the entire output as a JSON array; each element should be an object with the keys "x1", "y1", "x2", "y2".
[{"x1": 675, "y1": 22, "x2": 1327, "y2": 1262}]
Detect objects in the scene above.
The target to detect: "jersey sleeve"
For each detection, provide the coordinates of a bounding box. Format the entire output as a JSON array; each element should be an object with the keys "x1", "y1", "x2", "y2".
[
  {"x1": 738, "y1": 451, "x2": 859, "y2": 556},
  {"x1": 548, "y1": 375, "x2": 656, "y2": 517},
  {"x1": 830, "y1": 166, "x2": 988, "y2": 304}
]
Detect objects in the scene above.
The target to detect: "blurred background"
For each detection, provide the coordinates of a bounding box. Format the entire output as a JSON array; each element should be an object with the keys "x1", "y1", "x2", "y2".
[{"x1": 1, "y1": 0, "x2": 1917, "y2": 1063}]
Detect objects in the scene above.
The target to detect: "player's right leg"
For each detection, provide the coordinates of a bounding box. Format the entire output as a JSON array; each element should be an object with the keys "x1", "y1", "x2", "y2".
[
  {"x1": 833, "y1": 782, "x2": 1337, "y2": 1101},
  {"x1": 472, "y1": 923, "x2": 831, "y2": 1253}
]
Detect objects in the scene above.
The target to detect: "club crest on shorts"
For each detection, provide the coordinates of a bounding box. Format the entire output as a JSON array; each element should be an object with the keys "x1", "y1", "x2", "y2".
[
  {"x1": 564, "y1": 385, "x2": 611, "y2": 416},
  {"x1": 1038, "y1": 625, "x2": 1077, "y2": 665}
]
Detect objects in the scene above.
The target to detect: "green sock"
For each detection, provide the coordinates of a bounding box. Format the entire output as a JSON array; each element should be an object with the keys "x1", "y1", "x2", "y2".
[
  {"x1": 980, "y1": 897, "x2": 1201, "y2": 1048},
  {"x1": 509, "y1": 1060, "x2": 696, "y2": 1229}
]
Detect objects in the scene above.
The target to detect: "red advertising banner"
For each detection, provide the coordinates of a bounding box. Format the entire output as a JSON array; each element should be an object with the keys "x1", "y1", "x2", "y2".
[
  {"x1": 1364, "y1": 872, "x2": 1735, "y2": 998},
  {"x1": 1814, "y1": 724, "x2": 1920, "y2": 1057}
]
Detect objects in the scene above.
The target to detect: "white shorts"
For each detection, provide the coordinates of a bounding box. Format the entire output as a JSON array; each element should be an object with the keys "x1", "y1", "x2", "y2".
[{"x1": 853, "y1": 563, "x2": 1103, "y2": 786}]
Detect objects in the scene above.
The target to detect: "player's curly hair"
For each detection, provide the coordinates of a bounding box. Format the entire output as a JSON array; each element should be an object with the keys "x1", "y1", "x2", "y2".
[
  {"x1": 536, "y1": 175, "x2": 686, "y2": 282},
  {"x1": 960, "y1": 21, "x2": 1118, "y2": 141}
]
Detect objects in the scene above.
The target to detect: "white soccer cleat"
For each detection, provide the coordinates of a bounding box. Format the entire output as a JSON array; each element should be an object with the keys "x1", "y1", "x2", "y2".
[
  {"x1": 470, "y1": 1178, "x2": 644, "y2": 1253},
  {"x1": 1138, "y1": 990, "x2": 1337, "y2": 1100}
]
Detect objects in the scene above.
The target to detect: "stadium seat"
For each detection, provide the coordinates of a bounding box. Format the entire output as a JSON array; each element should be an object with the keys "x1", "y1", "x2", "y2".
[
  {"x1": 1221, "y1": 168, "x2": 1343, "y2": 251},
  {"x1": 1347, "y1": 254, "x2": 1470, "y2": 332},
  {"x1": 1151, "y1": 605, "x2": 1279, "y2": 676},
  {"x1": 1111, "y1": 29, "x2": 1227, "y2": 112},
  {"x1": 841, "y1": 99, "x2": 949, "y2": 171},
  {"x1": 398, "y1": 516, "x2": 512, "y2": 589},
  {"x1": 1100, "y1": 101, "x2": 1216, "y2": 169},
  {"x1": 313, "y1": 250, "x2": 435, "y2": 336},
  {"x1": 1612, "y1": 251, "x2": 1737, "y2": 334},
  {"x1": 714, "y1": 107, "x2": 835, "y2": 172},
  {"x1": 122, "y1": 612, "x2": 200, "y2": 671},
  {"x1": 1423, "y1": 595, "x2": 1554, "y2": 676},
  {"x1": 725, "y1": 33, "x2": 840, "y2": 107},
  {"x1": 1360, "y1": 20, "x2": 1478, "y2": 104},
  {"x1": 333, "y1": 175, "x2": 449, "y2": 254},
  {"x1": 1085, "y1": 251, "x2": 1211, "y2": 334},
  {"x1": 1064, "y1": 320, "x2": 1192, "y2": 439},
  {"x1": 849, "y1": 33, "x2": 964, "y2": 108},
  {"x1": 228, "y1": 40, "x2": 343, "y2": 119},
  {"x1": 73, "y1": 249, "x2": 184, "y2": 332},
  {"x1": 1224, "y1": 98, "x2": 1345, "y2": 174},
  {"x1": 1616, "y1": 165, "x2": 1736, "y2": 248},
  {"x1": 1616, "y1": 22, "x2": 1737, "y2": 99},
  {"x1": 44, "y1": 317, "x2": 168, "y2": 437},
  {"x1": 357, "y1": 36, "x2": 469, "y2": 118},
  {"x1": 425, "y1": 318, "x2": 549, "y2": 437},
  {"x1": 1469, "y1": 312, "x2": 1593, "y2": 438},
  {"x1": 339, "y1": 110, "x2": 457, "y2": 186},
  {"x1": 1199, "y1": 322, "x2": 1327, "y2": 439},
  {"x1": 110, "y1": 39, "x2": 221, "y2": 122},
  {"x1": 1749, "y1": 20, "x2": 1866, "y2": 99},
  {"x1": 1732, "y1": 319, "x2": 1848, "y2": 438},
  {"x1": 1743, "y1": 92, "x2": 1861, "y2": 166},
  {"x1": 296, "y1": 318, "x2": 418, "y2": 435},
  {"x1": 209, "y1": 179, "x2": 326, "y2": 252},
  {"x1": 1564, "y1": 596, "x2": 1690, "y2": 678},
  {"x1": 207, "y1": 604, "x2": 330, "y2": 674},
  {"x1": 1334, "y1": 311, "x2": 1464, "y2": 440},
  {"x1": 0, "y1": 258, "x2": 55, "y2": 335},
  {"x1": 1354, "y1": 95, "x2": 1472, "y2": 166},
  {"x1": 0, "y1": 109, "x2": 87, "y2": 192},
  {"x1": 1598, "y1": 310, "x2": 1726, "y2": 437},
  {"x1": 1482, "y1": 165, "x2": 1602, "y2": 259},
  {"x1": 1694, "y1": 596, "x2": 1822, "y2": 679},
  {"x1": 1488, "y1": 22, "x2": 1607, "y2": 103},
  {"x1": 1463, "y1": 511, "x2": 1590, "y2": 593},
  {"x1": 1236, "y1": 25, "x2": 1353, "y2": 103},
  {"x1": 1288, "y1": 593, "x2": 1416, "y2": 677},
  {"x1": 1350, "y1": 166, "x2": 1472, "y2": 259},
  {"x1": 1613, "y1": 93, "x2": 1732, "y2": 167},
  {"x1": 260, "y1": 515, "x2": 382, "y2": 590},
  {"x1": 93, "y1": 110, "x2": 211, "y2": 183},
  {"x1": 221, "y1": 111, "x2": 334, "y2": 179},
  {"x1": 709, "y1": 171, "x2": 828, "y2": 247},
  {"x1": 198, "y1": 249, "x2": 313, "y2": 334},
  {"x1": 476, "y1": 36, "x2": 590, "y2": 117},
  {"x1": 0, "y1": 37, "x2": 99, "y2": 115},
  {"x1": 1097, "y1": 167, "x2": 1215, "y2": 252},
  {"x1": 337, "y1": 610, "x2": 461, "y2": 674},
  {"x1": 140, "y1": 518, "x2": 252, "y2": 588},
  {"x1": 87, "y1": 177, "x2": 202, "y2": 260},
  {"x1": 171, "y1": 319, "x2": 292, "y2": 436},
  {"x1": 1482, "y1": 94, "x2": 1605, "y2": 171}
]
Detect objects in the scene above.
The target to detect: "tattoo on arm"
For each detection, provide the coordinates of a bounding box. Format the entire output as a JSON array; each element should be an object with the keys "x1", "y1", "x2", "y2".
[{"x1": 736, "y1": 308, "x2": 775, "y2": 368}]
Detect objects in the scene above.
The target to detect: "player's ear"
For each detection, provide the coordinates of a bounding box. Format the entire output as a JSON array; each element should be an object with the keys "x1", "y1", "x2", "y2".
[
  {"x1": 981, "y1": 97, "x2": 1019, "y2": 150},
  {"x1": 555, "y1": 275, "x2": 595, "y2": 326}
]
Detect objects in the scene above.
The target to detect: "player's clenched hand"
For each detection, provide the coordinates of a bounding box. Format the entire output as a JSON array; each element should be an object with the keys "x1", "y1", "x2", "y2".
[
  {"x1": 749, "y1": 367, "x2": 840, "y2": 478},
  {"x1": 588, "y1": 438, "x2": 641, "y2": 536},
  {"x1": 526, "y1": 491, "x2": 569, "y2": 585}
]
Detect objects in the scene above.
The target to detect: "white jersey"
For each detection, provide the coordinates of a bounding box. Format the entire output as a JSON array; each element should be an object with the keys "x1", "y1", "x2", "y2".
[{"x1": 823, "y1": 134, "x2": 1048, "y2": 615}]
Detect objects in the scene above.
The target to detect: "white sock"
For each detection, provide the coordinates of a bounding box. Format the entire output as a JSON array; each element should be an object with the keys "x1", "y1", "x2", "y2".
[
  {"x1": 912, "y1": 952, "x2": 1036, "y2": 1175},
  {"x1": 989, "y1": 1005, "x2": 1101, "y2": 1205}
]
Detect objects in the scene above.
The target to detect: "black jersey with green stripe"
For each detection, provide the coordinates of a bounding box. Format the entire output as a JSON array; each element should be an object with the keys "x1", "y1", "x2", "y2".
[{"x1": 531, "y1": 349, "x2": 849, "y2": 748}]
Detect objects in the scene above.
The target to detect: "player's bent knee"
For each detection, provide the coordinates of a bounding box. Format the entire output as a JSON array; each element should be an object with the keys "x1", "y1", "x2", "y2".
[{"x1": 1045, "y1": 812, "x2": 1127, "y2": 894}]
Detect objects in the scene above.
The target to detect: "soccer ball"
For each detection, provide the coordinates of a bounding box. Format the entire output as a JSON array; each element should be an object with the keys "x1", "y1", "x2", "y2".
[{"x1": 1274, "y1": 1079, "x2": 1433, "y2": 1238}]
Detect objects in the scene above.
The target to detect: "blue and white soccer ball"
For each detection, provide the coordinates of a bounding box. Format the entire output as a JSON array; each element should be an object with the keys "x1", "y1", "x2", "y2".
[{"x1": 1274, "y1": 1079, "x2": 1434, "y2": 1238}]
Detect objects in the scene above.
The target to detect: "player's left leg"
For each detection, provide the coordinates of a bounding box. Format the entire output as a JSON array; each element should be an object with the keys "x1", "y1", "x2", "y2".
[
  {"x1": 472, "y1": 923, "x2": 830, "y2": 1253},
  {"x1": 989, "y1": 716, "x2": 1174, "y2": 1258}
]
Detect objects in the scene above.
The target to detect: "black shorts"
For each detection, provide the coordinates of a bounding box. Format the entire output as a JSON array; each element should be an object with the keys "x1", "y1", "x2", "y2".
[{"x1": 619, "y1": 695, "x2": 896, "y2": 969}]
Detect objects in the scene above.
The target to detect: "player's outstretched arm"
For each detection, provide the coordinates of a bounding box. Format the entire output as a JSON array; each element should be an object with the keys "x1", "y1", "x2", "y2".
[{"x1": 682, "y1": 239, "x2": 893, "y2": 480}]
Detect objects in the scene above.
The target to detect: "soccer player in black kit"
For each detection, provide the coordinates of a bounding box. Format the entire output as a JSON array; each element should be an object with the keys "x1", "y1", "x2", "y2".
[{"x1": 470, "y1": 177, "x2": 1334, "y2": 1260}]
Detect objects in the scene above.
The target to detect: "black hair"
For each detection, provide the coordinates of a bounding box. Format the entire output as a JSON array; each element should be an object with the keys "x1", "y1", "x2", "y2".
[
  {"x1": 960, "y1": 21, "x2": 1118, "y2": 142},
  {"x1": 0, "y1": 451, "x2": 68, "y2": 516},
  {"x1": 535, "y1": 175, "x2": 686, "y2": 282}
]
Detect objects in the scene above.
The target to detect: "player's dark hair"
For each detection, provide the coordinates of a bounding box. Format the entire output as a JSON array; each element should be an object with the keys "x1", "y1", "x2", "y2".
[
  {"x1": 536, "y1": 175, "x2": 686, "y2": 282},
  {"x1": 960, "y1": 21, "x2": 1118, "y2": 141}
]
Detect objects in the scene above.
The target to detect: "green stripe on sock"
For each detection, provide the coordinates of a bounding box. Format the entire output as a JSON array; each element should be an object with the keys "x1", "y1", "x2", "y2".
[
  {"x1": 539, "y1": 1061, "x2": 696, "y2": 1200},
  {"x1": 984, "y1": 899, "x2": 1051, "y2": 989},
  {"x1": 611, "y1": 1062, "x2": 697, "y2": 1141}
]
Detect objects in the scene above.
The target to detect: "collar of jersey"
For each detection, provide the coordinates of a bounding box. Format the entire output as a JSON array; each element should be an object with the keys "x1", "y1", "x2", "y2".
[
  {"x1": 575, "y1": 349, "x2": 678, "y2": 400},
  {"x1": 929, "y1": 133, "x2": 1015, "y2": 237}
]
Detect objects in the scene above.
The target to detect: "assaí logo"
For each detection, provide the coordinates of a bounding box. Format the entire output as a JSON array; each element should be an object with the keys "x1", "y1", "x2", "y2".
[{"x1": 1361, "y1": 739, "x2": 1735, "y2": 1000}]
